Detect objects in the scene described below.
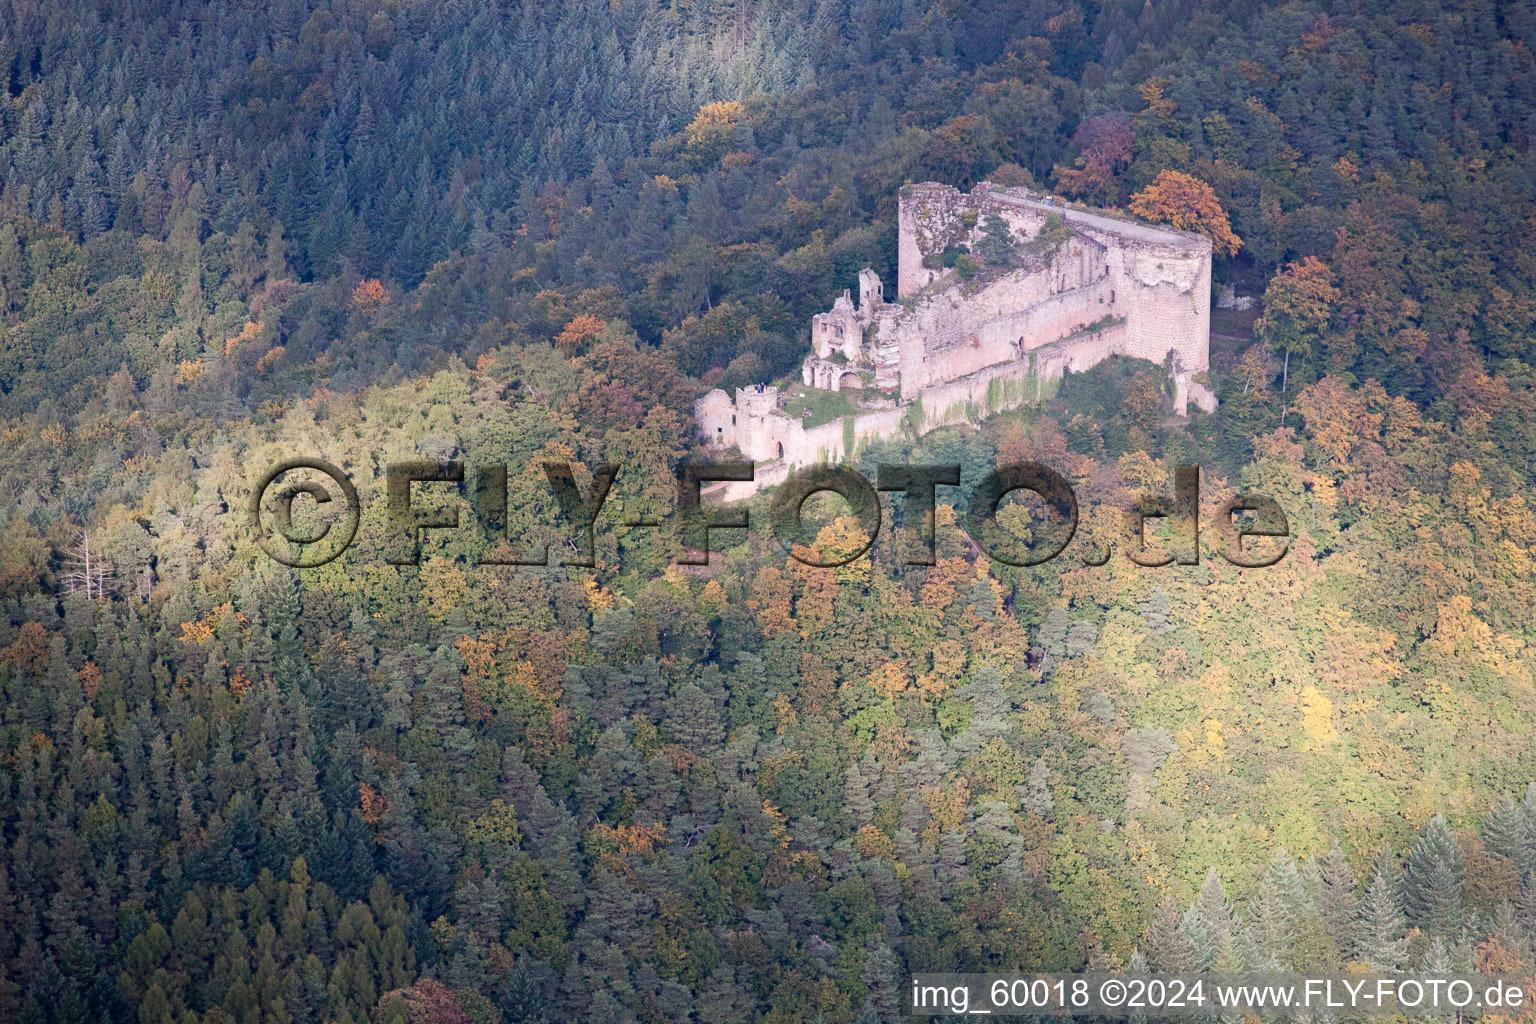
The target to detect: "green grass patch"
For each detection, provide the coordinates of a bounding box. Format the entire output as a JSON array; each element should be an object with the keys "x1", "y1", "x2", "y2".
[{"x1": 779, "y1": 382, "x2": 863, "y2": 428}]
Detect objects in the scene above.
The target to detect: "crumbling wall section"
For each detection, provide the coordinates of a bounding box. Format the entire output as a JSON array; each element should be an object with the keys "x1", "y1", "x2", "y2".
[
  {"x1": 897, "y1": 182, "x2": 1212, "y2": 383},
  {"x1": 1105, "y1": 240, "x2": 1211, "y2": 372},
  {"x1": 702, "y1": 182, "x2": 1215, "y2": 499},
  {"x1": 884, "y1": 234, "x2": 1113, "y2": 399}
]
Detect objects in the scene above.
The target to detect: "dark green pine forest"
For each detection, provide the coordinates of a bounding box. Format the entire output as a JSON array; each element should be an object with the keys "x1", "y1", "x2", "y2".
[{"x1": 3, "y1": 0, "x2": 1536, "y2": 1020}]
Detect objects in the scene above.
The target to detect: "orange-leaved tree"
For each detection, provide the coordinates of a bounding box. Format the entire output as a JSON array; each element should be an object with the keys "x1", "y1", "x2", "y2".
[
  {"x1": 555, "y1": 313, "x2": 607, "y2": 354},
  {"x1": 1128, "y1": 170, "x2": 1242, "y2": 257}
]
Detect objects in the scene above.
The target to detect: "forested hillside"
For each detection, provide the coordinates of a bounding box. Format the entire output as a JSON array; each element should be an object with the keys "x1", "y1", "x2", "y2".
[{"x1": 2, "y1": 0, "x2": 1536, "y2": 1020}]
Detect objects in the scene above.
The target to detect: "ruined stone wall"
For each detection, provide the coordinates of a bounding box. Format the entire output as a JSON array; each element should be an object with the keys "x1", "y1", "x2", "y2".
[
  {"x1": 897, "y1": 183, "x2": 1079, "y2": 299},
  {"x1": 1104, "y1": 241, "x2": 1211, "y2": 371},
  {"x1": 911, "y1": 320, "x2": 1129, "y2": 433},
  {"x1": 911, "y1": 358, "x2": 1048, "y2": 433},
  {"x1": 858, "y1": 268, "x2": 883, "y2": 311},
  {"x1": 811, "y1": 296, "x2": 863, "y2": 360},
  {"x1": 897, "y1": 183, "x2": 964, "y2": 298},
  {"x1": 775, "y1": 408, "x2": 906, "y2": 468},
  {"x1": 1032, "y1": 321, "x2": 1128, "y2": 379},
  {"x1": 865, "y1": 311, "x2": 905, "y2": 390},
  {"x1": 694, "y1": 319, "x2": 1130, "y2": 500},
  {"x1": 884, "y1": 235, "x2": 1112, "y2": 399},
  {"x1": 699, "y1": 181, "x2": 1213, "y2": 499},
  {"x1": 902, "y1": 281, "x2": 1113, "y2": 397},
  {"x1": 751, "y1": 321, "x2": 1128, "y2": 476},
  {"x1": 896, "y1": 182, "x2": 1211, "y2": 379},
  {"x1": 703, "y1": 460, "x2": 791, "y2": 504}
]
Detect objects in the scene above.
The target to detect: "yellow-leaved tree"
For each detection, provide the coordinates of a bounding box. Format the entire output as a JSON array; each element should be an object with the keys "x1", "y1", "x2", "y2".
[
  {"x1": 684, "y1": 100, "x2": 746, "y2": 165},
  {"x1": 1254, "y1": 255, "x2": 1338, "y2": 389}
]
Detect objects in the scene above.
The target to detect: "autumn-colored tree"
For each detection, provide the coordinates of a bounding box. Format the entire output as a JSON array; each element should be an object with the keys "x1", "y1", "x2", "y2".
[
  {"x1": 1122, "y1": 367, "x2": 1167, "y2": 432},
  {"x1": 867, "y1": 661, "x2": 909, "y2": 701},
  {"x1": 1255, "y1": 256, "x2": 1339, "y2": 389},
  {"x1": 749, "y1": 565, "x2": 796, "y2": 638},
  {"x1": 373, "y1": 978, "x2": 473, "y2": 1024},
  {"x1": 1235, "y1": 344, "x2": 1281, "y2": 399},
  {"x1": 359, "y1": 782, "x2": 389, "y2": 825},
  {"x1": 555, "y1": 313, "x2": 607, "y2": 354},
  {"x1": 685, "y1": 101, "x2": 747, "y2": 165},
  {"x1": 1128, "y1": 170, "x2": 1242, "y2": 256},
  {"x1": 1, "y1": 620, "x2": 51, "y2": 675},
  {"x1": 1055, "y1": 112, "x2": 1134, "y2": 205},
  {"x1": 1290, "y1": 375, "x2": 1368, "y2": 467},
  {"x1": 922, "y1": 114, "x2": 996, "y2": 185},
  {"x1": 352, "y1": 277, "x2": 389, "y2": 310}
]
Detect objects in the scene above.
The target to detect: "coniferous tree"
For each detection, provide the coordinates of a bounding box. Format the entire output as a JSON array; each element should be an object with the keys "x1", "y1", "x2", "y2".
[
  {"x1": 1143, "y1": 897, "x2": 1195, "y2": 972},
  {"x1": 1038, "y1": 608, "x2": 1069, "y2": 661},
  {"x1": 1401, "y1": 817, "x2": 1465, "y2": 937},
  {"x1": 1181, "y1": 904, "x2": 1217, "y2": 971},
  {"x1": 844, "y1": 756, "x2": 879, "y2": 827},
  {"x1": 861, "y1": 940, "x2": 903, "y2": 1024},
  {"x1": 1356, "y1": 870, "x2": 1408, "y2": 971},
  {"x1": 1318, "y1": 847, "x2": 1359, "y2": 958},
  {"x1": 1065, "y1": 620, "x2": 1098, "y2": 659},
  {"x1": 1483, "y1": 794, "x2": 1531, "y2": 871},
  {"x1": 1020, "y1": 756, "x2": 1053, "y2": 818},
  {"x1": 1244, "y1": 874, "x2": 1292, "y2": 970},
  {"x1": 974, "y1": 214, "x2": 1018, "y2": 269},
  {"x1": 1194, "y1": 868, "x2": 1240, "y2": 953},
  {"x1": 955, "y1": 666, "x2": 1011, "y2": 752},
  {"x1": 1139, "y1": 589, "x2": 1172, "y2": 636}
]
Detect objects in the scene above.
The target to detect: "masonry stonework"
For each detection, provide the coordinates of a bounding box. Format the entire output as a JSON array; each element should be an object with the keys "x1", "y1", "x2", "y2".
[{"x1": 695, "y1": 181, "x2": 1217, "y2": 495}]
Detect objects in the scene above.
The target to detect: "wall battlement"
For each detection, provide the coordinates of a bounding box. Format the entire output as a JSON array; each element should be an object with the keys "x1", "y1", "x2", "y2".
[{"x1": 695, "y1": 182, "x2": 1216, "y2": 494}]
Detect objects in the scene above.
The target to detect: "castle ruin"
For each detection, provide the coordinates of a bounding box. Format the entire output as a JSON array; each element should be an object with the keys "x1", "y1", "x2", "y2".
[{"x1": 695, "y1": 181, "x2": 1217, "y2": 496}]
